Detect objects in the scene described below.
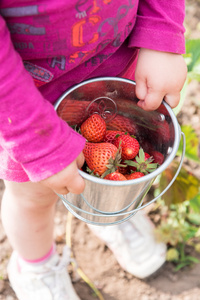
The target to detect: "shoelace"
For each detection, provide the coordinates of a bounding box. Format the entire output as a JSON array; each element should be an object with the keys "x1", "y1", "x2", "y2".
[{"x1": 37, "y1": 246, "x2": 77, "y2": 299}]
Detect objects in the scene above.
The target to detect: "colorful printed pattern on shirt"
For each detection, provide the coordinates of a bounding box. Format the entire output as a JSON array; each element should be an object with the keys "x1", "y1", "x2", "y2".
[{"x1": 1, "y1": 0, "x2": 138, "y2": 87}]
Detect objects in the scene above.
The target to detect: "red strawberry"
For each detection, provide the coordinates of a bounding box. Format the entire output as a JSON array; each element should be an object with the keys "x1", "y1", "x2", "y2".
[
  {"x1": 125, "y1": 172, "x2": 145, "y2": 180},
  {"x1": 80, "y1": 114, "x2": 106, "y2": 142},
  {"x1": 152, "y1": 119, "x2": 170, "y2": 143},
  {"x1": 113, "y1": 134, "x2": 140, "y2": 160},
  {"x1": 83, "y1": 142, "x2": 119, "y2": 176},
  {"x1": 157, "y1": 120, "x2": 170, "y2": 143},
  {"x1": 144, "y1": 152, "x2": 151, "y2": 159},
  {"x1": 104, "y1": 130, "x2": 126, "y2": 144},
  {"x1": 117, "y1": 160, "x2": 129, "y2": 175},
  {"x1": 104, "y1": 171, "x2": 127, "y2": 181},
  {"x1": 151, "y1": 150, "x2": 164, "y2": 165},
  {"x1": 139, "y1": 140, "x2": 152, "y2": 154},
  {"x1": 157, "y1": 103, "x2": 168, "y2": 116},
  {"x1": 57, "y1": 99, "x2": 90, "y2": 126},
  {"x1": 106, "y1": 114, "x2": 138, "y2": 135}
]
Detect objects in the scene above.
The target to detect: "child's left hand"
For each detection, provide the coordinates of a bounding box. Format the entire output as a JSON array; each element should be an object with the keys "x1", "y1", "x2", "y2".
[{"x1": 135, "y1": 48, "x2": 187, "y2": 111}]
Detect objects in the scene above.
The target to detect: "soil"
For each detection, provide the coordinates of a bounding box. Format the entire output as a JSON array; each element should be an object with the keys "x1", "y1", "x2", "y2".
[{"x1": 0, "y1": 1, "x2": 200, "y2": 299}]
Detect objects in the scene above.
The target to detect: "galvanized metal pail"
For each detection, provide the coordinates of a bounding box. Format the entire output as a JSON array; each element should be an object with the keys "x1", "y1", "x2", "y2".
[{"x1": 54, "y1": 77, "x2": 185, "y2": 226}]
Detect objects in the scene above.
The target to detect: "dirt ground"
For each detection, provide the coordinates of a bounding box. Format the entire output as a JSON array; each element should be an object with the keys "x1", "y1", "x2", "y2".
[{"x1": 0, "y1": 1, "x2": 200, "y2": 300}]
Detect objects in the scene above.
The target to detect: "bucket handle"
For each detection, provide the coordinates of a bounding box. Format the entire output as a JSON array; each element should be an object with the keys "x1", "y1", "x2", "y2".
[{"x1": 57, "y1": 132, "x2": 185, "y2": 221}]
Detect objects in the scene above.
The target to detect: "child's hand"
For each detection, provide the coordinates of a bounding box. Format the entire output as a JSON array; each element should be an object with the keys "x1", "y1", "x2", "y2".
[
  {"x1": 135, "y1": 48, "x2": 187, "y2": 111},
  {"x1": 40, "y1": 152, "x2": 85, "y2": 195}
]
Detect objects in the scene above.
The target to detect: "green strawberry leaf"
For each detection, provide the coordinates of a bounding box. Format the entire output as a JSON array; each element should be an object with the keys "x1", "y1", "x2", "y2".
[
  {"x1": 124, "y1": 160, "x2": 137, "y2": 167},
  {"x1": 159, "y1": 162, "x2": 200, "y2": 206},
  {"x1": 177, "y1": 125, "x2": 200, "y2": 163}
]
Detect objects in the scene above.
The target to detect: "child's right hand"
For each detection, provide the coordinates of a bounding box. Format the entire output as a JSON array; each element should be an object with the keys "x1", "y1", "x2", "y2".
[{"x1": 40, "y1": 152, "x2": 85, "y2": 195}]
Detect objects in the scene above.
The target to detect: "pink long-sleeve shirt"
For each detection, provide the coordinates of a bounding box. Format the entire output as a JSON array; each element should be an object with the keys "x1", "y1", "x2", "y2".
[{"x1": 0, "y1": 0, "x2": 185, "y2": 182}]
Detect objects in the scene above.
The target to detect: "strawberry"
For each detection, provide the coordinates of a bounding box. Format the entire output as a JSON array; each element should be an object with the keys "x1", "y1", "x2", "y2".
[
  {"x1": 113, "y1": 134, "x2": 140, "y2": 160},
  {"x1": 157, "y1": 103, "x2": 168, "y2": 116},
  {"x1": 80, "y1": 114, "x2": 106, "y2": 142},
  {"x1": 139, "y1": 139, "x2": 152, "y2": 154},
  {"x1": 104, "y1": 130, "x2": 126, "y2": 144},
  {"x1": 157, "y1": 120, "x2": 171, "y2": 143},
  {"x1": 117, "y1": 160, "x2": 129, "y2": 175},
  {"x1": 144, "y1": 152, "x2": 151, "y2": 160},
  {"x1": 83, "y1": 142, "x2": 120, "y2": 176},
  {"x1": 125, "y1": 148, "x2": 158, "y2": 174},
  {"x1": 57, "y1": 99, "x2": 91, "y2": 126},
  {"x1": 104, "y1": 171, "x2": 127, "y2": 181},
  {"x1": 125, "y1": 172, "x2": 145, "y2": 180},
  {"x1": 106, "y1": 114, "x2": 138, "y2": 135},
  {"x1": 150, "y1": 150, "x2": 164, "y2": 165},
  {"x1": 152, "y1": 119, "x2": 171, "y2": 143}
]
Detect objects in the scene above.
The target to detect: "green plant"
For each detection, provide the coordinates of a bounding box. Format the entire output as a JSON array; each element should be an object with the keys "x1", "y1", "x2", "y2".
[
  {"x1": 173, "y1": 38, "x2": 200, "y2": 115},
  {"x1": 153, "y1": 122, "x2": 200, "y2": 270},
  {"x1": 153, "y1": 39, "x2": 200, "y2": 270},
  {"x1": 154, "y1": 200, "x2": 200, "y2": 270}
]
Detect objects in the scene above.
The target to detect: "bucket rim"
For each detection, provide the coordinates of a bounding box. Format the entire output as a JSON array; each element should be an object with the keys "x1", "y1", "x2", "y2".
[{"x1": 54, "y1": 76, "x2": 181, "y2": 187}]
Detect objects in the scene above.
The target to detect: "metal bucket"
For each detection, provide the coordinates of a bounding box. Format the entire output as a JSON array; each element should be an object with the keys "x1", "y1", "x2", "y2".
[{"x1": 54, "y1": 77, "x2": 185, "y2": 226}]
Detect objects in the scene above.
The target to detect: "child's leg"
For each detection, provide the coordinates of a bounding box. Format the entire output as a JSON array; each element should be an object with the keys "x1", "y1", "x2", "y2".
[
  {"x1": 2, "y1": 181, "x2": 81, "y2": 300},
  {"x1": 1, "y1": 180, "x2": 58, "y2": 260}
]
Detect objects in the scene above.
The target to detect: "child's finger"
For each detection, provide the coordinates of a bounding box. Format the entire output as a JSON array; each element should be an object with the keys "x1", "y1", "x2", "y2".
[
  {"x1": 54, "y1": 186, "x2": 69, "y2": 195},
  {"x1": 40, "y1": 157, "x2": 85, "y2": 195},
  {"x1": 164, "y1": 93, "x2": 180, "y2": 108},
  {"x1": 137, "y1": 90, "x2": 165, "y2": 111},
  {"x1": 135, "y1": 78, "x2": 148, "y2": 101},
  {"x1": 76, "y1": 152, "x2": 85, "y2": 169},
  {"x1": 47, "y1": 172, "x2": 85, "y2": 195},
  {"x1": 66, "y1": 172, "x2": 85, "y2": 195}
]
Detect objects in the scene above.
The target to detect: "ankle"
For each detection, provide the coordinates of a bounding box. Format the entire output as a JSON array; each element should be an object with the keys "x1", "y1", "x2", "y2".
[{"x1": 17, "y1": 243, "x2": 56, "y2": 271}]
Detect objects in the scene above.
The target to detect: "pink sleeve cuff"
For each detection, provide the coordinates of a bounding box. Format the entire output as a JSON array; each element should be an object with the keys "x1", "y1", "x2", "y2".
[
  {"x1": 129, "y1": 25, "x2": 185, "y2": 54},
  {"x1": 21, "y1": 127, "x2": 86, "y2": 182},
  {"x1": 128, "y1": 0, "x2": 186, "y2": 54}
]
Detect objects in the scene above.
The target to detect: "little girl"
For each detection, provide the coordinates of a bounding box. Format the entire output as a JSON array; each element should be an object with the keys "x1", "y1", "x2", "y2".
[{"x1": 0, "y1": 1, "x2": 187, "y2": 299}]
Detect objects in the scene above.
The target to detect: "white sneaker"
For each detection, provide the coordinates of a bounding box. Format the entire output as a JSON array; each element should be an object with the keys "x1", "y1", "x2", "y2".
[
  {"x1": 7, "y1": 246, "x2": 80, "y2": 300},
  {"x1": 88, "y1": 211, "x2": 166, "y2": 279}
]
